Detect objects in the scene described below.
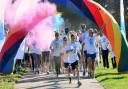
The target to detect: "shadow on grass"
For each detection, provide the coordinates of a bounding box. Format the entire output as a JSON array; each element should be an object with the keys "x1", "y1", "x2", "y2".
[
  {"x1": 98, "y1": 76, "x2": 125, "y2": 82},
  {"x1": 95, "y1": 73, "x2": 119, "y2": 78},
  {"x1": 95, "y1": 72, "x2": 127, "y2": 82}
]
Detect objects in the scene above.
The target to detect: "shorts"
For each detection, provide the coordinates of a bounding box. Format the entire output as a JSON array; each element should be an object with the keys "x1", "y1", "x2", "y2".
[
  {"x1": 64, "y1": 61, "x2": 78, "y2": 70},
  {"x1": 42, "y1": 51, "x2": 50, "y2": 63},
  {"x1": 84, "y1": 50, "x2": 87, "y2": 57},
  {"x1": 87, "y1": 53, "x2": 96, "y2": 59}
]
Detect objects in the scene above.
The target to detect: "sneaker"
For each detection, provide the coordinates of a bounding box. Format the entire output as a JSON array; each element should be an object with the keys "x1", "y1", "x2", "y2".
[
  {"x1": 47, "y1": 71, "x2": 49, "y2": 75},
  {"x1": 34, "y1": 69, "x2": 39, "y2": 74},
  {"x1": 90, "y1": 72, "x2": 94, "y2": 78},
  {"x1": 88, "y1": 72, "x2": 91, "y2": 78},
  {"x1": 77, "y1": 81, "x2": 82, "y2": 87},
  {"x1": 92, "y1": 72, "x2": 95, "y2": 78}
]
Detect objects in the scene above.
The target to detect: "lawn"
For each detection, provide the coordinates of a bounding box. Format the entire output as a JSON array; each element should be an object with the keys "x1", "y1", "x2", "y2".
[
  {"x1": 0, "y1": 67, "x2": 30, "y2": 89},
  {"x1": 95, "y1": 62, "x2": 128, "y2": 89}
]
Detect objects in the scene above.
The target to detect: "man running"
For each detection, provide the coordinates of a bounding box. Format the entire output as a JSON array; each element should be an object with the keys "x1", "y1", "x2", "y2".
[
  {"x1": 50, "y1": 32, "x2": 63, "y2": 77},
  {"x1": 83, "y1": 28, "x2": 97, "y2": 78},
  {"x1": 62, "y1": 34, "x2": 82, "y2": 87}
]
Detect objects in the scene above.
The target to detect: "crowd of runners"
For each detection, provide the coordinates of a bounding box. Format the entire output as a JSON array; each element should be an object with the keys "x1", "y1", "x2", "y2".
[{"x1": 14, "y1": 24, "x2": 117, "y2": 87}]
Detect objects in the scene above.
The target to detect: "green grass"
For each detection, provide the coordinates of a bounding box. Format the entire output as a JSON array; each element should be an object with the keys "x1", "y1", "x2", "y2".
[
  {"x1": 0, "y1": 67, "x2": 30, "y2": 89},
  {"x1": 95, "y1": 63, "x2": 128, "y2": 89},
  {"x1": 0, "y1": 82, "x2": 15, "y2": 89}
]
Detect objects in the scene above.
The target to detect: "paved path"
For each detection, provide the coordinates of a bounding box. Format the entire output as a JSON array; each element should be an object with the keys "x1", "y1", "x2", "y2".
[{"x1": 15, "y1": 71, "x2": 104, "y2": 89}]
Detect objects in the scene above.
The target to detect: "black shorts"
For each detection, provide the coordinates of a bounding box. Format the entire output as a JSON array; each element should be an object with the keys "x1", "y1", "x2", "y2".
[
  {"x1": 87, "y1": 53, "x2": 96, "y2": 59},
  {"x1": 84, "y1": 50, "x2": 87, "y2": 57},
  {"x1": 64, "y1": 61, "x2": 78, "y2": 70},
  {"x1": 42, "y1": 51, "x2": 50, "y2": 62}
]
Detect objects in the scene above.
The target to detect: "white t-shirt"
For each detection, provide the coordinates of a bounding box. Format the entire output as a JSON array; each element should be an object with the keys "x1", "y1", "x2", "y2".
[
  {"x1": 107, "y1": 43, "x2": 115, "y2": 58},
  {"x1": 29, "y1": 41, "x2": 42, "y2": 54},
  {"x1": 65, "y1": 42, "x2": 81, "y2": 63},
  {"x1": 83, "y1": 38, "x2": 88, "y2": 51},
  {"x1": 50, "y1": 39, "x2": 63, "y2": 56},
  {"x1": 101, "y1": 35, "x2": 109, "y2": 50},
  {"x1": 81, "y1": 31, "x2": 88, "y2": 41},
  {"x1": 61, "y1": 45, "x2": 69, "y2": 63},
  {"x1": 82, "y1": 31, "x2": 89, "y2": 51},
  {"x1": 85, "y1": 35, "x2": 96, "y2": 54},
  {"x1": 95, "y1": 35, "x2": 101, "y2": 48}
]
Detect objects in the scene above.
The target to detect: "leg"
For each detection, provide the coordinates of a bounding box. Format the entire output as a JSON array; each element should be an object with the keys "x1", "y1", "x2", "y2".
[
  {"x1": 113, "y1": 57, "x2": 117, "y2": 68},
  {"x1": 33, "y1": 54, "x2": 39, "y2": 73},
  {"x1": 111, "y1": 58, "x2": 114, "y2": 68},
  {"x1": 75, "y1": 62, "x2": 82, "y2": 87},
  {"x1": 42, "y1": 52, "x2": 46, "y2": 72},
  {"x1": 92, "y1": 59, "x2": 95, "y2": 78},
  {"x1": 82, "y1": 57, "x2": 86, "y2": 76},
  {"x1": 54, "y1": 57, "x2": 59, "y2": 77},
  {"x1": 112, "y1": 57, "x2": 117, "y2": 68},
  {"x1": 91, "y1": 54, "x2": 96, "y2": 78},
  {"x1": 87, "y1": 57, "x2": 92, "y2": 78},
  {"x1": 57, "y1": 57, "x2": 61, "y2": 74},
  {"x1": 76, "y1": 66, "x2": 80, "y2": 82},
  {"x1": 64, "y1": 63, "x2": 71, "y2": 83},
  {"x1": 66, "y1": 68, "x2": 71, "y2": 83},
  {"x1": 102, "y1": 51, "x2": 106, "y2": 68},
  {"x1": 46, "y1": 51, "x2": 50, "y2": 74},
  {"x1": 30, "y1": 54, "x2": 35, "y2": 71},
  {"x1": 83, "y1": 51, "x2": 88, "y2": 76},
  {"x1": 37, "y1": 54, "x2": 41, "y2": 73},
  {"x1": 105, "y1": 50, "x2": 109, "y2": 68}
]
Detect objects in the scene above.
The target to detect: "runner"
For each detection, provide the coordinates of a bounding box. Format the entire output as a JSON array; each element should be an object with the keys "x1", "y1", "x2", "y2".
[
  {"x1": 60, "y1": 36, "x2": 69, "y2": 74},
  {"x1": 81, "y1": 24, "x2": 88, "y2": 76},
  {"x1": 84, "y1": 28, "x2": 97, "y2": 78},
  {"x1": 94, "y1": 30, "x2": 101, "y2": 67},
  {"x1": 23, "y1": 35, "x2": 30, "y2": 66},
  {"x1": 63, "y1": 34, "x2": 82, "y2": 87},
  {"x1": 100, "y1": 33, "x2": 109, "y2": 69},
  {"x1": 28, "y1": 32, "x2": 42, "y2": 74},
  {"x1": 50, "y1": 32, "x2": 63, "y2": 77},
  {"x1": 107, "y1": 43, "x2": 117, "y2": 68}
]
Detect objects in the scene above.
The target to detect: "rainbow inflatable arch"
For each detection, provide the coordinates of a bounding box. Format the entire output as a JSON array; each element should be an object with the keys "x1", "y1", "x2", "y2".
[{"x1": 0, "y1": 0, "x2": 128, "y2": 74}]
